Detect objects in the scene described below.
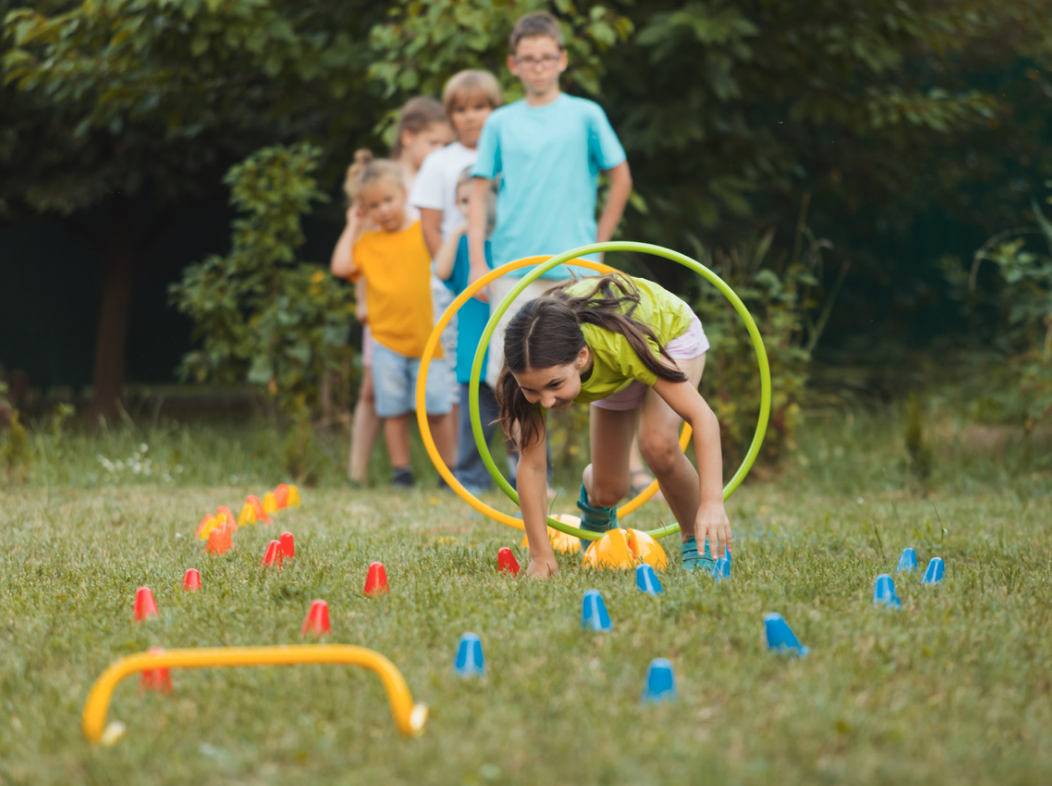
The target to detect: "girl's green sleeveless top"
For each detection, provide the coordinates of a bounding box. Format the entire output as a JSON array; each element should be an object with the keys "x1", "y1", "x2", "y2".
[{"x1": 563, "y1": 275, "x2": 695, "y2": 404}]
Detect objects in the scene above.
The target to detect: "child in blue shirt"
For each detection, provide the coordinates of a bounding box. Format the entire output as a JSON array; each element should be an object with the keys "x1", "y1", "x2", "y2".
[
  {"x1": 436, "y1": 168, "x2": 554, "y2": 493},
  {"x1": 467, "y1": 11, "x2": 633, "y2": 390}
]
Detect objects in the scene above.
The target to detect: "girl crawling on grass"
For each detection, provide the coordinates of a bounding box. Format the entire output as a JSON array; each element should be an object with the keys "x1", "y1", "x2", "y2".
[{"x1": 495, "y1": 273, "x2": 730, "y2": 579}]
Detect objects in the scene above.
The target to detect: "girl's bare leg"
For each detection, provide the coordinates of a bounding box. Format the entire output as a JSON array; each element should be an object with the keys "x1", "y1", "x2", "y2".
[
  {"x1": 348, "y1": 366, "x2": 381, "y2": 483},
  {"x1": 638, "y1": 354, "x2": 706, "y2": 542},
  {"x1": 384, "y1": 414, "x2": 411, "y2": 468},
  {"x1": 582, "y1": 405, "x2": 638, "y2": 508}
]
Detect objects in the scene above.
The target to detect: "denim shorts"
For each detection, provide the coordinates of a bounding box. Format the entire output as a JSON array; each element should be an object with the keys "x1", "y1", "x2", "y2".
[{"x1": 371, "y1": 339, "x2": 453, "y2": 418}]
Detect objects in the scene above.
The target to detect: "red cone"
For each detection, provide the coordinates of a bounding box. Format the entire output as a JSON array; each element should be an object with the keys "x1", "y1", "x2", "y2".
[
  {"x1": 216, "y1": 506, "x2": 238, "y2": 532},
  {"x1": 364, "y1": 562, "x2": 389, "y2": 596},
  {"x1": 497, "y1": 547, "x2": 520, "y2": 576},
  {"x1": 134, "y1": 587, "x2": 158, "y2": 621},
  {"x1": 206, "y1": 524, "x2": 231, "y2": 556},
  {"x1": 139, "y1": 646, "x2": 172, "y2": 693},
  {"x1": 182, "y1": 568, "x2": 202, "y2": 591},
  {"x1": 260, "y1": 540, "x2": 283, "y2": 568},
  {"x1": 300, "y1": 599, "x2": 331, "y2": 637},
  {"x1": 280, "y1": 531, "x2": 295, "y2": 559}
]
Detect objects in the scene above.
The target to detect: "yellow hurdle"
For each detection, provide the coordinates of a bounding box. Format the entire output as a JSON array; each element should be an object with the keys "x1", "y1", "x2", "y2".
[{"x1": 82, "y1": 645, "x2": 428, "y2": 743}]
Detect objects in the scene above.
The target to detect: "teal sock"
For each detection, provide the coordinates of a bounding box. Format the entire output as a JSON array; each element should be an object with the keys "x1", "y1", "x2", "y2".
[
  {"x1": 576, "y1": 484, "x2": 617, "y2": 550},
  {"x1": 681, "y1": 536, "x2": 716, "y2": 572}
]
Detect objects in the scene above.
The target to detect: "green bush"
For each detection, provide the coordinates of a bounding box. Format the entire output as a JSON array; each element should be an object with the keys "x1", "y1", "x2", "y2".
[
  {"x1": 689, "y1": 204, "x2": 846, "y2": 469},
  {"x1": 170, "y1": 143, "x2": 356, "y2": 420}
]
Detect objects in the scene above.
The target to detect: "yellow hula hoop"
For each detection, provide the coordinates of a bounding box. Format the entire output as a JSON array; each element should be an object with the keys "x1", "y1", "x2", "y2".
[{"x1": 415, "y1": 256, "x2": 691, "y2": 534}]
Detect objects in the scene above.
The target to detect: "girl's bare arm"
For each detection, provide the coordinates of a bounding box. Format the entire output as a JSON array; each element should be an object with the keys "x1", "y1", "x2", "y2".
[
  {"x1": 419, "y1": 208, "x2": 443, "y2": 258},
  {"x1": 467, "y1": 177, "x2": 492, "y2": 301},
  {"x1": 651, "y1": 377, "x2": 730, "y2": 556},
  {"x1": 518, "y1": 415, "x2": 558, "y2": 578},
  {"x1": 331, "y1": 207, "x2": 363, "y2": 279},
  {"x1": 433, "y1": 224, "x2": 467, "y2": 281}
]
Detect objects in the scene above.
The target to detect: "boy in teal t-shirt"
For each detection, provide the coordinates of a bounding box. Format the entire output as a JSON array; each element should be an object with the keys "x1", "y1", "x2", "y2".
[{"x1": 468, "y1": 11, "x2": 633, "y2": 389}]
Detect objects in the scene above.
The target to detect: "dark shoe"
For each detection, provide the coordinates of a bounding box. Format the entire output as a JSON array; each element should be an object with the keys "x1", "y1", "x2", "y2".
[{"x1": 392, "y1": 466, "x2": 415, "y2": 488}]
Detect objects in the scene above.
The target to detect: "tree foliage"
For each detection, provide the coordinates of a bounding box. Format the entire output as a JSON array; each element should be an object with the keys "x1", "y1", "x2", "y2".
[{"x1": 170, "y1": 143, "x2": 354, "y2": 416}]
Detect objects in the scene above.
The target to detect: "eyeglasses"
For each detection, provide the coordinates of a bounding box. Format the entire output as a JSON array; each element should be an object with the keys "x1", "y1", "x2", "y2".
[{"x1": 513, "y1": 54, "x2": 561, "y2": 70}]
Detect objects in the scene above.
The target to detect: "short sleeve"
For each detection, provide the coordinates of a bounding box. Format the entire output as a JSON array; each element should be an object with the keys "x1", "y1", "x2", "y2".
[
  {"x1": 588, "y1": 103, "x2": 626, "y2": 171},
  {"x1": 470, "y1": 115, "x2": 501, "y2": 179},
  {"x1": 409, "y1": 150, "x2": 445, "y2": 210}
]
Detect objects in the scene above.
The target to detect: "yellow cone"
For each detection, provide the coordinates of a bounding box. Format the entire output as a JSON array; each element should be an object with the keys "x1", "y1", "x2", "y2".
[
  {"x1": 262, "y1": 492, "x2": 279, "y2": 515},
  {"x1": 196, "y1": 514, "x2": 218, "y2": 541},
  {"x1": 521, "y1": 514, "x2": 582, "y2": 554},
  {"x1": 238, "y1": 503, "x2": 257, "y2": 526},
  {"x1": 625, "y1": 529, "x2": 668, "y2": 570},
  {"x1": 581, "y1": 529, "x2": 640, "y2": 569},
  {"x1": 581, "y1": 528, "x2": 668, "y2": 570},
  {"x1": 286, "y1": 485, "x2": 301, "y2": 508}
]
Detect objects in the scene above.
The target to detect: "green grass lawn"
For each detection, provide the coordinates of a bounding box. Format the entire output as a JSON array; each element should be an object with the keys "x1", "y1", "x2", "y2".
[{"x1": 1, "y1": 412, "x2": 1050, "y2": 785}]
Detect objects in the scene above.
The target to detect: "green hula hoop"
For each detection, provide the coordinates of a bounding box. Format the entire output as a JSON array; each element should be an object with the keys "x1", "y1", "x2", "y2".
[{"x1": 469, "y1": 240, "x2": 771, "y2": 542}]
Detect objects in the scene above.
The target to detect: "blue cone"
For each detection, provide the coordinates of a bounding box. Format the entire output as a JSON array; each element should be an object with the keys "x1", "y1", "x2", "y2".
[
  {"x1": 717, "y1": 551, "x2": 732, "y2": 580},
  {"x1": 764, "y1": 613, "x2": 809, "y2": 657},
  {"x1": 921, "y1": 557, "x2": 945, "y2": 585},
  {"x1": 896, "y1": 547, "x2": 918, "y2": 574},
  {"x1": 635, "y1": 564, "x2": 664, "y2": 596},
  {"x1": 873, "y1": 573, "x2": 902, "y2": 609},
  {"x1": 641, "y1": 658, "x2": 677, "y2": 702},
  {"x1": 453, "y1": 632, "x2": 485, "y2": 677},
  {"x1": 581, "y1": 589, "x2": 612, "y2": 631}
]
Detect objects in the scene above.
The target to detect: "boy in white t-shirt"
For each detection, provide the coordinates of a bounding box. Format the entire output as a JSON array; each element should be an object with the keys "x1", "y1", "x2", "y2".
[{"x1": 410, "y1": 70, "x2": 503, "y2": 455}]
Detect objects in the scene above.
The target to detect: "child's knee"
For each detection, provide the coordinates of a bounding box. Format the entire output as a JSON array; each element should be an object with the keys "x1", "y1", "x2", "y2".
[{"x1": 639, "y1": 432, "x2": 680, "y2": 474}]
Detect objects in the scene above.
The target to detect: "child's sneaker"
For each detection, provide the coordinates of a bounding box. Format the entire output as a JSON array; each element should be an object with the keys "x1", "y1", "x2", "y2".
[
  {"x1": 575, "y1": 484, "x2": 617, "y2": 551},
  {"x1": 392, "y1": 467, "x2": 415, "y2": 489},
  {"x1": 681, "y1": 536, "x2": 716, "y2": 573}
]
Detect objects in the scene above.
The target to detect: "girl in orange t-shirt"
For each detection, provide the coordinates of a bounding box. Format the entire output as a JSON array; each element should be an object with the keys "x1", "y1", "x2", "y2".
[{"x1": 331, "y1": 151, "x2": 454, "y2": 488}]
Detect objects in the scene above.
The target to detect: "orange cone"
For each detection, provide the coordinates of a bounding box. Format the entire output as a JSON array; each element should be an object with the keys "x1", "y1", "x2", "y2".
[
  {"x1": 300, "y1": 599, "x2": 331, "y2": 637},
  {"x1": 274, "y1": 484, "x2": 290, "y2": 509},
  {"x1": 280, "y1": 531, "x2": 295, "y2": 559},
  {"x1": 134, "y1": 587, "x2": 158, "y2": 621},
  {"x1": 581, "y1": 529, "x2": 641, "y2": 570},
  {"x1": 206, "y1": 525, "x2": 230, "y2": 556},
  {"x1": 625, "y1": 529, "x2": 668, "y2": 570},
  {"x1": 260, "y1": 540, "x2": 283, "y2": 568},
  {"x1": 139, "y1": 647, "x2": 172, "y2": 693},
  {"x1": 182, "y1": 568, "x2": 202, "y2": 591},
  {"x1": 216, "y1": 506, "x2": 238, "y2": 533},
  {"x1": 195, "y1": 514, "x2": 218, "y2": 540},
  {"x1": 246, "y1": 495, "x2": 271, "y2": 524},
  {"x1": 364, "y1": 562, "x2": 389, "y2": 595},
  {"x1": 521, "y1": 514, "x2": 582, "y2": 554},
  {"x1": 262, "y1": 493, "x2": 279, "y2": 516}
]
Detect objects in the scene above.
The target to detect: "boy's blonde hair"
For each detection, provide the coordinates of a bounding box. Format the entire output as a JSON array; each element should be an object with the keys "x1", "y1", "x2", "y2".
[
  {"x1": 390, "y1": 96, "x2": 448, "y2": 158},
  {"x1": 442, "y1": 70, "x2": 503, "y2": 117},
  {"x1": 343, "y1": 149, "x2": 404, "y2": 203},
  {"x1": 509, "y1": 12, "x2": 564, "y2": 52}
]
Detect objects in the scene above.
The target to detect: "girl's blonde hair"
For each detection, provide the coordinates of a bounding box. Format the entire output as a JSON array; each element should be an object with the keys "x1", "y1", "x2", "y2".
[
  {"x1": 343, "y1": 149, "x2": 404, "y2": 204},
  {"x1": 442, "y1": 70, "x2": 503, "y2": 117},
  {"x1": 390, "y1": 96, "x2": 449, "y2": 158}
]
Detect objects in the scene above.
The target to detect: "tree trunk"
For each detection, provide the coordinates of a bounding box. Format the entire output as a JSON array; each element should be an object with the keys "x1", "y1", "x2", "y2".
[{"x1": 90, "y1": 196, "x2": 136, "y2": 425}]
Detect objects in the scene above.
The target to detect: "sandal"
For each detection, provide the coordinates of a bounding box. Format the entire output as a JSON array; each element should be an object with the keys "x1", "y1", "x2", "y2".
[
  {"x1": 576, "y1": 483, "x2": 617, "y2": 551},
  {"x1": 681, "y1": 536, "x2": 716, "y2": 573}
]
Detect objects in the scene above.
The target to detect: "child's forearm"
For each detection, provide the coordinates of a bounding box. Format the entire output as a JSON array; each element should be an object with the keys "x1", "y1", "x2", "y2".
[
  {"x1": 467, "y1": 178, "x2": 492, "y2": 288},
  {"x1": 330, "y1": 223, "x2": 358, "y2": 279},
  {"x1": 433, "y1": 230, "x2": 463, "y2": 281},
  {"x1": 420, "y1": 209, "x2": 443, "y2": 258},
  {"x1": 518, "y1": 430, "x2": 555, "y2": 563},
  {"x1": 596, "y1": 161, "x2": 632, "y2": 243},
  {"x1": 690, "y1": 400, "x2": 725, "y2": 504}
]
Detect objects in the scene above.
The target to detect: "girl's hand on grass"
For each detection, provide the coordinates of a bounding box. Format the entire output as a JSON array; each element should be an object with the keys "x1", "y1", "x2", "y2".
[
  {"x1": 526, "y1": 551, "x2": 559, "y2": 579},
  {"x1": 695, "y1": 500, "x2": 731, "y2": 559}
]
